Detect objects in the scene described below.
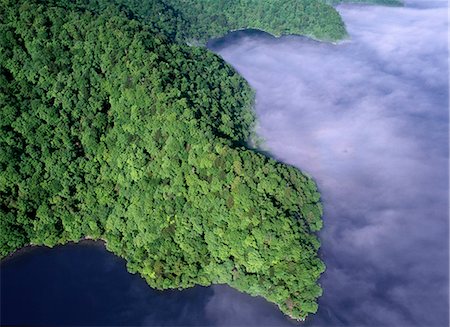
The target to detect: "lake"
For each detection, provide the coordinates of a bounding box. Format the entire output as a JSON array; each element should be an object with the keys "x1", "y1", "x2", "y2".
[{"x1": 1, "y1": 1, "x2": 448, "y2": 326}]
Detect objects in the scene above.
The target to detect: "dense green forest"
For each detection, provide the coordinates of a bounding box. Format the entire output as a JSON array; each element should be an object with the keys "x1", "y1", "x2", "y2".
[
  {"x1": 0, "y1": 0, "x2": 340, "y2": 321},
  {"x1": 163, "y1": 0, "x2": 347, "y2": 43},
  {"x1": 71, "y1": 0, "x2": 348, "y2": 43}
]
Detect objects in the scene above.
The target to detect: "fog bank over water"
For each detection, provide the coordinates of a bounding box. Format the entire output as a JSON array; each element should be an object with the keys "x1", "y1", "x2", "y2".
[{"x1": 209, "y1": 1, "x2": 449, "y2": 326}]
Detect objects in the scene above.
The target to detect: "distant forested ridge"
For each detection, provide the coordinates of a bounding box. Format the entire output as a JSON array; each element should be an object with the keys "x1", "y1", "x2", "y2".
[
  {"x1": 0, "y1": 0, "x2": 342, "y2": 321},
  {"x1": 163, "y1": 0, "x2": 348, "y2": 43},
  {"x1": 73, "y1": 0, "x2": 349, "y2": 43}
]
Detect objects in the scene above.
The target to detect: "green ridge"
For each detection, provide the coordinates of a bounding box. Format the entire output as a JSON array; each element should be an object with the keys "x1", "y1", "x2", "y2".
[{"x1": 164, "y1": 0, "x2": 348, "y2": 43}]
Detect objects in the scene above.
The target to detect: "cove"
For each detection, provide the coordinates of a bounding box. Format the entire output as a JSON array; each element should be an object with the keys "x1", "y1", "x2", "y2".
[{"x1": 1, "y1": 1, "x2": 448, "y2": 326}]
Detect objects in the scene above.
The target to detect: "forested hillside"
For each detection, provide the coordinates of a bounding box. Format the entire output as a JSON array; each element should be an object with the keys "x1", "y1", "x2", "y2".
[
  {"x1": 164, "y1": 0, "x2": 347, "y2": 43},
  {"x1": 0, "y1": 0, "x2": 330, "y2": 321},
  {"x1": 65, "y1": 0, "x2": 348, "y2": 43}
]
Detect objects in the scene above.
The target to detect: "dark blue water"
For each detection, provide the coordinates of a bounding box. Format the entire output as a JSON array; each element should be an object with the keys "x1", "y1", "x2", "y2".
[
  {"x1": 1, "y1": 1, "x2": 448, "y2": 326},
  {"x1": 0, "y1": 242, "x2": 295, "y2": 326},
  {"x1": 0, "y1": 242, "x2": 210, "y2": 326}
]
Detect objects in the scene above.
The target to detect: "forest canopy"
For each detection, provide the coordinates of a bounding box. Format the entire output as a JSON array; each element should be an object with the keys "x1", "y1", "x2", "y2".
[
  {"x1": 0, "y1": 0, "x2": 333, "y2": 321},
  {"x1": 163, "y1": 0, "x2": 348, "y2": 43},
  {"x1": 64, "y1": 0, "x2": 349, "y2": 43}
]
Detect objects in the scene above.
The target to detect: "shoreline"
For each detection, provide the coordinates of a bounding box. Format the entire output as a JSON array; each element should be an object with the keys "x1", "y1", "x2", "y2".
[
  {"x1": 2, "y1": 238, "x2": 309, "y2": 322},
  {"x1": 0, "y1": 237, "x2": 107, "y2": 265}
]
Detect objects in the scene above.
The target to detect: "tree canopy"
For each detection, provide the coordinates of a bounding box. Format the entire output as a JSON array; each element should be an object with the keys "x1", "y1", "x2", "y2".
[
  {"x1": 1, "y1": 0, "x2": 328, "y2": 320},
  {"x1": 163, "y1": 0, "x2": 347, "y2": 43},
  {"x1": 100, "y1": 0, "x2": 348, "y2": 43}
]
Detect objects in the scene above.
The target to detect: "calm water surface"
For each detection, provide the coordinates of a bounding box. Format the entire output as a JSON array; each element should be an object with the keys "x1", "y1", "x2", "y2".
[{"x1": 1, "y1": 1, "x2": 448, "y2": 326}]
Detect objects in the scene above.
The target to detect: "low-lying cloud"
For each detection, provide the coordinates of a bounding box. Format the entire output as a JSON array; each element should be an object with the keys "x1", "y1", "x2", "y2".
[{"x1": 208, "y1": 1, "x2": 449, "y2": 326}]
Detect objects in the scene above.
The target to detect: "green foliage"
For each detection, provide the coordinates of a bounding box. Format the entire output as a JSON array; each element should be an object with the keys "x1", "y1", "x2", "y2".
[
  {"x1": 65, "y1": 0, "x2": 348, "y2": 43},
  {"x1": 164, "y1": 0, "x2": 348, "y2": 43},
  {"x1": 0, "y1": 0, "x2": 326, "y2": 320}
]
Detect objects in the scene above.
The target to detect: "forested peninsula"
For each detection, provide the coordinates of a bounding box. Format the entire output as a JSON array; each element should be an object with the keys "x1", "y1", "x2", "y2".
[{"x1": 0, "y1": 0, "x2": 380, "y2": 321}]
